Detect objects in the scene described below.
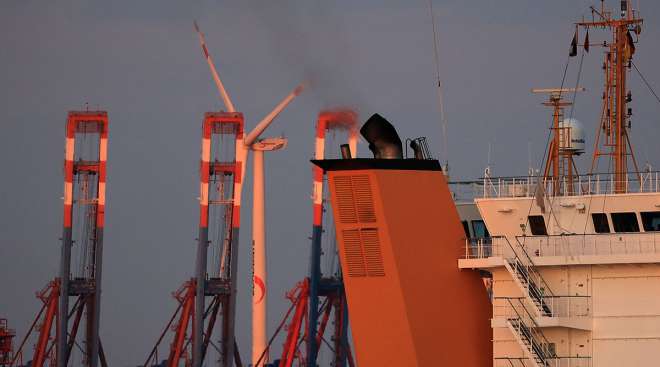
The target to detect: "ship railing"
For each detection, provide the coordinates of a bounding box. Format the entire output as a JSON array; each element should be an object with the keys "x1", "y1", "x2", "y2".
[
  {"x1": 494, "y1": 296, "x2": 590, "y2": 319},
  {"x1": 481, "y1": 170, "x2": 660, "y2": 198},
  {"x1": 465, "y1": 236, "x2": 519, "y2": 259},
  {"x1": 464, "y1": 237, "x2": 495, "y2": 259},
  {"x1": 465, "y1": 237, "x2": 554, "y2": 296},
  {"x1": 448, "y1": 180, "x2": 484, "y2": 202},
  {"x1": 516, "y1": 232, "x2": 660, "y2": 257},
  {"x1": 465, "y1": 236, "x2": 556, "y2": 315},
  {"x1": 494, "y1": 357, "x2": 527, "y2": 367},
  {"x1": 494, "y1": 358, "x2": 527, "y2": 367},
  {"x1": 495, "y1": 357, "x2": 592, "y2": 367}
]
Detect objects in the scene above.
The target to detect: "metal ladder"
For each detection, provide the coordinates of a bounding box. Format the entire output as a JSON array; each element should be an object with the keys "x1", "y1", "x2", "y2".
[
  {"x1": 502, "y1": 237, "x2": 555, "y2": 317},
  {"x1": 503, "y1": 298, "x2": 556, "y2": 367}
]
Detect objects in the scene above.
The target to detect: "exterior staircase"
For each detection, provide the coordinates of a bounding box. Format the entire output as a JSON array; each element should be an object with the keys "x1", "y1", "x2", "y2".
[
  {"x1": 500, "y1": 238, "x2": 556, "y2": 366},
  {"x1": 501, "y1": 237, "x2": 555, "y2": 317},
  {"x1": 504, "y1": 298, "x2": 556, "y2": 367}
]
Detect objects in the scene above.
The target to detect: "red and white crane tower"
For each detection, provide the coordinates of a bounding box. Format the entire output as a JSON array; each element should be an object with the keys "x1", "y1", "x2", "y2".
[
  {"x1": 307, "y1": 110, "x2": 357, "y2": 367},
  {"x1": 12, "y1": 111, "x2": 109, "y2": 367},
  {"x1": 143, "y1": 23, "x2": 303, "y2": 367},
  {"x1": 258, "y1": 110, "x2": 358, "y2": 367},
  {"x1": 0, "y1": 319, "x2": 16, "y2": 366}
]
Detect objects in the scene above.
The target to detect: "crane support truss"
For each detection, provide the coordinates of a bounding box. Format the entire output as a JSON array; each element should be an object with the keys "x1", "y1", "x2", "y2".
[{"x1": 266, "y1": 279, "x2": 355, "y2": 367}]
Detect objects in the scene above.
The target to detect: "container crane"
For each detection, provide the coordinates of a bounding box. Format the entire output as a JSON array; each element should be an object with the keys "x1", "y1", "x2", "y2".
[
  {"x1": 0, "y1": 319, "x2": 15, "y2": 366},
  {"x1": 12, "y1": 111, "x2": 110, "y2": 367},
  {"x1": 307, "y1": 110, "x2": 358, "y2": 367},
  {"x1": 143, "y1": 23, "x2": 304, "y2": 367}
]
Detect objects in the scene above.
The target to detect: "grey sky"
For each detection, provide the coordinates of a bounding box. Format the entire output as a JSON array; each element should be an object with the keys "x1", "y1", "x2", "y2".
[{"x1": 1, "y1": 1, "x2": 660, "y2": 366}]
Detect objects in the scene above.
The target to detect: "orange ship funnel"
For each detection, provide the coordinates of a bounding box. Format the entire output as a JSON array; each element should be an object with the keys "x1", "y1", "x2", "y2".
[{"x1": 313, "y1": 119, "x2": 491, "y2": 366}]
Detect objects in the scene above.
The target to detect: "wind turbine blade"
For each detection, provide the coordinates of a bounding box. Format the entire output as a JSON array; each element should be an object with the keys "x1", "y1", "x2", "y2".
[
  {"x1": 194, "y1": 21, "x2": 236, "y2": 112},
  {"x1": 244, "y1": 82, "x2": 305, "y2": 146}
]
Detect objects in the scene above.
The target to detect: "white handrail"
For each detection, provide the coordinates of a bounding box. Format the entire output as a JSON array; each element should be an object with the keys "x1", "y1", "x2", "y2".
[
  {"x1": 515, "y1": 233, "x2": 660, "y2": 257},
  {"x1": 494, "y1": 296, "x2": 590, "y2": 318},
  {"x1": 479, "y1": 171, "x2": 660, "y2": 198},
  {"x1": 464, "y1": 233, "x2": 660, "y2": 260}
]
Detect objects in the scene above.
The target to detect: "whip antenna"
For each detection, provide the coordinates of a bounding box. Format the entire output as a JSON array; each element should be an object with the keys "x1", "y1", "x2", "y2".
[{"x1": 426, "y1": 0, "x2": 448, "y2": 166}]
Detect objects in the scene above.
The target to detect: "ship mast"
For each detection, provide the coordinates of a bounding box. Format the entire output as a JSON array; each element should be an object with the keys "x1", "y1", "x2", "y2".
[
  {"x1": 534, "y1": 88, "x2": 584, "y2": 195},
  {"x1": 577, "y1": 0, "x2": 643, "y2": 193}
]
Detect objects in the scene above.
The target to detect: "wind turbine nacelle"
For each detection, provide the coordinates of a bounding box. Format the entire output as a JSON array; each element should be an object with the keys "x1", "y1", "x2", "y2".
[{"x1": 251, "y1": 137, "x2": 287, "y2": 151}]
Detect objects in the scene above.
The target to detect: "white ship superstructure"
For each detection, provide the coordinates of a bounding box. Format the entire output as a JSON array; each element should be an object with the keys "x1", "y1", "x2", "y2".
[
  {"x1": 460, "y1": 172, "x2": 660, "y2": 367},
  {"x1": 458, "y1": 2, "x2": 659, "y2": 366}
]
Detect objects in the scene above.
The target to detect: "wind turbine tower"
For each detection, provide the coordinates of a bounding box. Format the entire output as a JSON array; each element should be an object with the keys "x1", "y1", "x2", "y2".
[{"x1": 143, "y1": 23, "x2": 304, "y2": 367}]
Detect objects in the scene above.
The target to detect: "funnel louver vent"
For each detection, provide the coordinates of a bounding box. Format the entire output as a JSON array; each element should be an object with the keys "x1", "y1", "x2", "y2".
[
  {"x1": 352, "y1": 176, "x2": 376, "y2": 223},
  {"x1": 334, "y1": 173, "x2": 384, "y2": 277},
  {"x1": 343, "y1": 229, "x2": 366, "y2": 277},
  {"x1": 334, "y1": 175, "x2": 376, "y2": 224},
  {"x1": 334, "y1": 176, "x2": 358, "y2": 224},
  {"x1": 341, "y1": 228, "x2": 385, "y2": 277},
  {"x1": 360, "y1": 229, "x2": 385, "y2": 276}
]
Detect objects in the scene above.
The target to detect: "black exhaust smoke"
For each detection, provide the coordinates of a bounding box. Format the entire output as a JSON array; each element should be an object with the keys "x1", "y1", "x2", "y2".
[{"x1": 360, "y1": 113, "x2": 403, "y2": 159}]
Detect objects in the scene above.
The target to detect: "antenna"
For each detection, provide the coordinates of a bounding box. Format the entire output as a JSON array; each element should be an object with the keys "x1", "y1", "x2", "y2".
[
  {"x1": 533, "y1": 87, "x2": 585, "y2": 195},
  {"x1": 487, "y1": 142, "x2": 492, "y2": 168},
  {"x1": 575, "y1": 2, "x2": 643, "y2": 192},
  {"x1": 531, "y1": 88, "x2": 585, "y2": 95},
  {"x1": 425, "y1": 0, "x2": 449, "y2": 163},
  {"x1": 528, "y1": 141, "x2": 533, "y2": 176}
]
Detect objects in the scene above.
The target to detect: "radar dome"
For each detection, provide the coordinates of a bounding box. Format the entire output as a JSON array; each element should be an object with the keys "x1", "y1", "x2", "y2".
[{"x1": 559, "y1": 117, "x2": 585, "y2": 154}]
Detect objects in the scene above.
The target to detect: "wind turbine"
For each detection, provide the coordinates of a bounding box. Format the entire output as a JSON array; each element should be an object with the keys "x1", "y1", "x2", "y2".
[{"x1": 195, "y1": 21, "x2": 303, "y2": 366}]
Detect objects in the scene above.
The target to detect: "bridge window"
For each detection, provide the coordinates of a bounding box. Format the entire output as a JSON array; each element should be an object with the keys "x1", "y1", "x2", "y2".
[
  {"x1": 527, "y1": 215, "x2": 547, "y2": 235},
  {"x1": 471, "y1": 220, "x2": 490, "y2": 238},
  {"x1": 591, "y1": 213, "x2": 610, "y2": 233},
  {"x1": 641, "y1": 211, "x2": 660, "y2": 231},
  {"x1": 461, "y1": 220, "x2": 471, "y2": 238},
  {"x1": 611, "y1": 212, "x2": 640, "y2": 233}
]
